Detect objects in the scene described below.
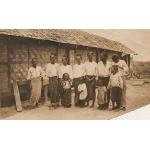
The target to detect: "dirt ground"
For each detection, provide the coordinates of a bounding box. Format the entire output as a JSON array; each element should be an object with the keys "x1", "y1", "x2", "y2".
[{"x1": 1, "y1": 80, "x2": 150, "y2": 120}]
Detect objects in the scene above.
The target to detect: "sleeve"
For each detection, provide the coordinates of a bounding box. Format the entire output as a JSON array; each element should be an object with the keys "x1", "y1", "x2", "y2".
[
  {"x1": 119, "y1": 76, "x2": 123, "y2": 89},
  {"x1": 45, "y1": 64, "x2": 48, "y2": 77},
  {"x1": 94, "y1": 63, "x2": 97, "y2": 76},
  {"x1": 57, "y1": 64, "x2": 60, "y2": 77},
  {"x1": 58, "y1": 66, "x2": 62, "y2": 78},
  {"x1": 107, "y1": 77, "x2": 111, "y2": 89},
  {"x1": 122, "y1": 60, "x2": 129, "y2": 74},
  {"x1": 27, "y1": 69, "x2": 31, "y2": 80},
  {"x1": 69, "y1": 66, "x2": 73, "y2": 79},
  {"x1": 96, "y1": 63, "x2": 99, "y2": 80},
  {"x1": 82, "y1": 64, "x2": 86, "y2": 76},
  {"x1": 39, "y1": 67, "x2": 45, "y2": 78}
]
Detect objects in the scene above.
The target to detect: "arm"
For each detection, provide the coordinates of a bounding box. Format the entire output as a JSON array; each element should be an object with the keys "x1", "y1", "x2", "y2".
[
  {"x1": 119, "y1": 76, "x2": 123, "y2": 89},
  {"x1": 27, "y1": 69, "x2": 31, "y2": 80},
  {"x1": 122, "y1": 60, "x2": 129, "y2": 74}
]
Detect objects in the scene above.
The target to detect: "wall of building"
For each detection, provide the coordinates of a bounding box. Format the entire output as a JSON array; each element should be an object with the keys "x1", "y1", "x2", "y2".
[{"x1": 0, "y1": 36, "x2": 131, "y2": 107}]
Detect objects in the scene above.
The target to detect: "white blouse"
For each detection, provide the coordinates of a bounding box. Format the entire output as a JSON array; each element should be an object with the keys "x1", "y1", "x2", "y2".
[
  {"x1": 45, "y1": 63, "x2": 59, "y2": 77},
  {"x1": 84, "y1": 61, "x2": 97, "y2": 76},
  {"x1": 27, "y1": 66, "x2": 43, "y2": 80}
]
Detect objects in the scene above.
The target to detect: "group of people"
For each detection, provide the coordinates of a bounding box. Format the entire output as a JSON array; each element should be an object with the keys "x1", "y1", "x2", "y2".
[{"x1": 27, "y1": 51, "x2": 129, "y2": 111}]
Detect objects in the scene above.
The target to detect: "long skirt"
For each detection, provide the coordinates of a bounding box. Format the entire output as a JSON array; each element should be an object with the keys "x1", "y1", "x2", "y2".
[
  {"x1": 85, "y1": 76, "x2": 96, "y2": 101},
  {"x1": 97, "y1": 76, "x2": 110, "y2": 106},
  {"x1": 73, "y1": 77, "x2": 84, "y2": 105},
  {"x1": 30, "y1": 77, "x2": 42, "y2": 106},
  {"x1": 49, "y1": 76, "x2": 59, "y2": 105},
  {"x1": 62, "y1": 89, "x2": 71, "y2": 107},
  {"x1": 121, "y1": 76, "x2": 127, "y2": 108}
]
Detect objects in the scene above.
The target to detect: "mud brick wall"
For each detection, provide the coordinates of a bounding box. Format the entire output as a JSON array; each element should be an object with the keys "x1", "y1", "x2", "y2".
[
  {"x1": 8, "y1": 42, "x2": 29, "y2": 81},
  {"x1": 74, "y1": 47, "x2": 97, "y2": 63},
  {"x1": 29, "y1": 41, "x2": 57, "y2": 68}
]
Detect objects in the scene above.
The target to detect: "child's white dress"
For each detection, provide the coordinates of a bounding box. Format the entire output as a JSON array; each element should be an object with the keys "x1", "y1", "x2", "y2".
[
  {"x1": 78, "y1": 83, "x2": 87, "y2": 100},
  {"x1": 97, "y1": 86, "x2": 107, "y2": 105}
]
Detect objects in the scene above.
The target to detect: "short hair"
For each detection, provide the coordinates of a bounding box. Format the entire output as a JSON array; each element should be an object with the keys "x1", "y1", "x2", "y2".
[
  {"x1": 31, "y1": 58, "x2": 37, "y2": 63},
  {"x1": 111, "y1": 65, "x2": 119, "y2": 72},
  {"x1": 100, "y1": 51, "x2": 108, "y2": 59},
  {"x1": 76, "y1": 54, "x2": 82, "y2": 58},
  {"x1": 87, "y1": 52, "x2": 94, "y2": 57},
  {"x1": 112, "y1": 54, "x2": 120, "y2": 61}
]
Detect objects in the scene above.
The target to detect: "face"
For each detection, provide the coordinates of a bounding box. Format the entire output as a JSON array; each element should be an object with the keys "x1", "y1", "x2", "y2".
[
  {"x1": 62, "y1": 57, "x2": 68, "y2": 65},
  {"x1": 50, "y1": 55, "x2": 56, "y2": 64},
  {"x1": 63, "y1": 73, "x2": 69, "y2": 80},
  {"x1": 87, "y1": 53, "x2": 93, "y2": 61},
  {"x1": 112, "y1": 55, "x2": 119, "y2": 63},
  {"x1": 111, "y1": 66, "x2": 118, "y2": 74},
  {"x1": 32, "y1": 59, "x2": 38, "y2": 67},
  {"x1": 76, "y1": 55, "x2": 81, "y2": 64},
  {"x1": 100, "y1": 53, "x2": 107, "y2": 61}
]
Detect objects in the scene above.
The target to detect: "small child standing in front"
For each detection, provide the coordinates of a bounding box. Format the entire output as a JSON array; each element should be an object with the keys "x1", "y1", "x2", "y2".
[
  {"x1": 97, "y1": 80, "x2": 108, "y2": 110},
  {"x1": 78, "y1": 79, "x2": 87, "y2": 107},
  {"x1": 61, "y1": 73, "x2": 72, "y2": 108},
  {"x1": 108, "y1": 65, "x2": 123, "y2": 110}
]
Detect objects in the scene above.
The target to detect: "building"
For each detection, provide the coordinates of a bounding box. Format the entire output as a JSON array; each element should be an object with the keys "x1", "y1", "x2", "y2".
[{"x1": 0, "y1": 29, "x2": 135, "y2": 107}]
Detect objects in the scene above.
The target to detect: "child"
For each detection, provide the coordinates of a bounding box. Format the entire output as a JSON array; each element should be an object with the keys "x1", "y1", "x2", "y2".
[
  {"x1": 108, "y1": 65, "x2": 123, "y2": 110},
  {"x1": 61, "y1": 73, "x2": 72, "y2": 108},
  {"x1": 97, "y1": 80, "x2": 108, "y2": 110},
  {"x1": 78, "y1": 79, "x2": 87, "y2": 107}
]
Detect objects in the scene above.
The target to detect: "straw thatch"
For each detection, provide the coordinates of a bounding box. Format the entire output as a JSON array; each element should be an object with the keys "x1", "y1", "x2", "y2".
[{"x1": 0, "y1": 29, "x2": 134, "y2": 54}]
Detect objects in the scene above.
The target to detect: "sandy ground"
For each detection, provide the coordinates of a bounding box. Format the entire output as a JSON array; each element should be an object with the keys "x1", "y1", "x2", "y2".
[{"x1": 1, "y1": 80, "x2": 150, "y2": 120}]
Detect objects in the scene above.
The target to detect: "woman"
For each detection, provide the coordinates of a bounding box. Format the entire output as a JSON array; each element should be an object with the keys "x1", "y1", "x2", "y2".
[
  {"x1": 97, "y1": 52, "x2": 111, "y2": 110},
  {"x1": 27, "y1": 58, "x2": 43, "y2": 109},
  {"x1": 112, "y1": 54, "x2": 129, "y2": 111}
]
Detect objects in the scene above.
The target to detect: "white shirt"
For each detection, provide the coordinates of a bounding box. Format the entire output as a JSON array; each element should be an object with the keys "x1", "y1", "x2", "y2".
[
  {"x1": 78, "y1": 83, "x2": 87, "y2": 100},
  {"x1": 45, "y1": 63, "x2": 59, "y2": 77},
  {"x1": 108, "y1": 72, "x2": 123, "y2": 88},
  {"x1": 112, "y1": 60, "x2": 129, "y2": 76},
  {"x1": 58, "y1": 65, "x2": 73, "y2": 79},
  {"x1": 84, "y1": 61, "x2": 97, "y2": 76},
  {"x1": 73, "y1": 64, "x2": 86, "y2": 78},
  {"x1": 97, "y1": 61, "x2": 111, "y2": 77},
  {"x1": 27, "y1": 66, "x2": 43, "y2": 80}
]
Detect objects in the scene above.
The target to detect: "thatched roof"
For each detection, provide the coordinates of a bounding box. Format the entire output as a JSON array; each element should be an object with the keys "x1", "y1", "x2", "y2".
[{"x1": 0, "y1": 29, "x2": 134, "y2": 54}]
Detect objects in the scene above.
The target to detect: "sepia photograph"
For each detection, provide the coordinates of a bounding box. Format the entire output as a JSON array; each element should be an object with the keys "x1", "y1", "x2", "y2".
[{"x1": 0, "y1": 29, "x2": 150, "y2": 120}]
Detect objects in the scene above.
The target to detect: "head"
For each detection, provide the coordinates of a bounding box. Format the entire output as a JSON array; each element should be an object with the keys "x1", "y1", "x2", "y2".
[
  {"x1": 76, "y1": 54, "x2": 82, "y2": 64},
  {"x1": 87, "y1": 52, "x2": 93, "y2": 62},
  {"x1": 31, "y1": 58, "x2": 38, "y2": 68},
  {"x1": 112, "y1": 54, "x2": 120, "y2": 63},
  {"x1": 63, "y1": 73, "x2": 69, "y2": 81},
  {"x1": 111, "y1": 65, "x2": 119, "y2": 74},
  {"x1": 100, "y1": 52, "x2": 108, "y2": 62},
  {"x1": 62, "y1": 56, "x2": 68, "y2": 66},
  {"x1": 50, "y1": 53, "x2": 56, "y2": 64}
]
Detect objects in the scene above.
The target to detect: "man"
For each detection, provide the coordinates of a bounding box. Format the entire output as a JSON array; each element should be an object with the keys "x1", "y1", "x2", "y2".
[
  {"x1": 97, "y1": 52, "x2": 111, "y2": 110},
  {"x1": 27, "y1": 58, "x2": 43, "y2": 109},
  {"x1": 84, "y1": 52, "x2": 97, "y2": 107},
  {"x1": 58, "y1": 56, "x2": 73, "y2": 106},
  {"x1": 73, "y1": 54, "x2": 86, "y2": 106},
  {"x1": 112, "y1": 54, "x2": 129, "y2": 111},
  {"x1": 45, "y1": 53, "x2": 59, "y2": 109}
]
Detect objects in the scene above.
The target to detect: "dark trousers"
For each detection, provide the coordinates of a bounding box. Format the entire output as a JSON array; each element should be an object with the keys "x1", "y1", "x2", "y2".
[
  {"x1": 73, "y1": 77, "x2": 84, "y2": 105},
  {"x1": 62, "y1": 89, "x2": 71, "y2": 107},
  {"x1": 49, "y1": 76, "x2": 59, "y2": 105},
  {"x1": 111, "y1": 87, "x2": 122, "y2": 108},
  {"x1": 85, "y1": 76, "x2": 96, "y2": 105}
]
